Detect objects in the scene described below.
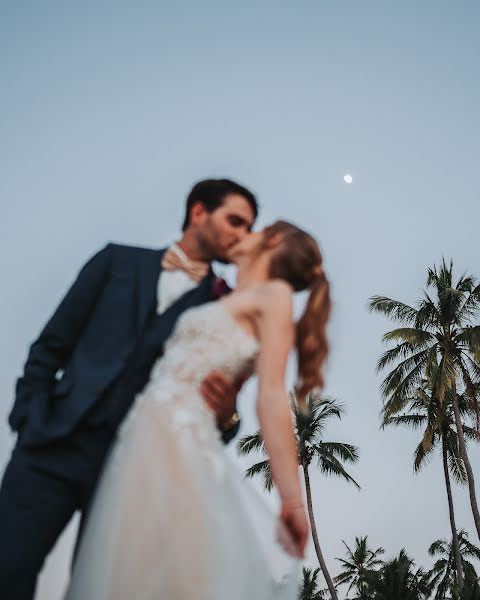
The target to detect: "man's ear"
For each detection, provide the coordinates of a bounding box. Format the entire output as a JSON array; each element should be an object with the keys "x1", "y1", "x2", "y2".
[{"x1": 189, "y1": 201, "x2": 207, "y2": 225}]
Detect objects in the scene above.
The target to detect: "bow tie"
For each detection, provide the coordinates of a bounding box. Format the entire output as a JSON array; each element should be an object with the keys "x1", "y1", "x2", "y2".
[{"x1": 161, "y1": 244, "x2": 210, "y2": 283}]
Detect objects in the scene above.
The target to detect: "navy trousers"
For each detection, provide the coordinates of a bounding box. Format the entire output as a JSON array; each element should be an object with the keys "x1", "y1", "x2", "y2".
[{"x1": 0, "y1": 424, "x2": 115, "y2": 600}]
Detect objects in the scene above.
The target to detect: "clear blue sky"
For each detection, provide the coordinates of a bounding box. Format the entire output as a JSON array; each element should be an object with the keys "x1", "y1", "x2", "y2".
[{"x1": 1, "y1": 1, "x2": 479, "y2": 597}]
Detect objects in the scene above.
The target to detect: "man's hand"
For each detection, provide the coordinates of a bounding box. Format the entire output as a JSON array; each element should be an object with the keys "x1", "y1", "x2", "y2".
[{"x1": 200, "y1": 371, "x2": 240, "y2": 428}]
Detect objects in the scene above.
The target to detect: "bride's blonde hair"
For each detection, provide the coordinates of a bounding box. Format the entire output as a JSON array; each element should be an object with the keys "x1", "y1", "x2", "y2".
[{"x1": 262, "y1": 221, "x2": 331, "y2": 408}]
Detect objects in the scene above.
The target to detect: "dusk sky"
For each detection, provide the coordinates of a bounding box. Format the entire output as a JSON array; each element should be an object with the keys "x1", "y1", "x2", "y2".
[{"x1": 1, "y1": 2, "x2": 479, "y2": 598}]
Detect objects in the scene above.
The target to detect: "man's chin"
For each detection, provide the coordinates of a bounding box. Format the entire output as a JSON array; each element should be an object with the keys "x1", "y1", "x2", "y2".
[
  {"x1": 205, "y1": 246, "x2": 232, "y2": 265},
  {"x1": 216, "y1": 248, "x2": 238, "y2": 265},
  {"x1": 215, "y1": 253, "x2": 236, "y2": 265}
]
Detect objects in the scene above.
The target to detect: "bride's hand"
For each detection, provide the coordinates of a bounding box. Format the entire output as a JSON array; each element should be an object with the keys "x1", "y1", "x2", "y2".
[{"x1": 278, "y1": 498, "x2": 309, "y2": 559}]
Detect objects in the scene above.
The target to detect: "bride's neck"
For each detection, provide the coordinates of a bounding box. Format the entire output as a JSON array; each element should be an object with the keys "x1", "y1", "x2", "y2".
[{"x1": 235, "y1": 259, "x2": 270, "y2": 290}]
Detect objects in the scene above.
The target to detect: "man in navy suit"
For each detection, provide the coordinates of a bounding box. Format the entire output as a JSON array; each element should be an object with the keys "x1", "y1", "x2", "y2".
[{"x1": 0, "y1": 178, "x2": 258, "y2": 600}]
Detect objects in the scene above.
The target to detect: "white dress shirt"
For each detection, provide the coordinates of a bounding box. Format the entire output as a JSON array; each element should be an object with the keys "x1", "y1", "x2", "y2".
[
  {"x1": 157, "y1": 245, "x2": 199, "y2": 314},
  {"x1": 157, "y1": 269, "x2": 198, "y2": 314}
]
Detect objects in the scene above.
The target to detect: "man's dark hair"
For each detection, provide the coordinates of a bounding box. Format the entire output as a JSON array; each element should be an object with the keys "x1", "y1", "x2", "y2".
[{"x1": 182, "y1": 178, "x2": 258, "y2": 231}]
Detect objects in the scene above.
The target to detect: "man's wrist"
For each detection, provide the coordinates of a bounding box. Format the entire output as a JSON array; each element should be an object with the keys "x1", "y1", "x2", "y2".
[{"x1": 218, "y1": 411, "x2": 240, "y2": 431}]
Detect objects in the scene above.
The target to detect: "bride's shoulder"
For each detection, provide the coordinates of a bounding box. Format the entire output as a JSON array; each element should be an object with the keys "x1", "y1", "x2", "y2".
[
  {"x1": 257, "y1": 279, "x2": 293, "y2": 298},
  {"x1": 255, "y1": 280, "x2": 293, "y2": 314}
]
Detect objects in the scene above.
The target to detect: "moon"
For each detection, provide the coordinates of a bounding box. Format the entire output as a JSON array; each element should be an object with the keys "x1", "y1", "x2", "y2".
[{"x1": 343, "y1": 174, "x2": 353, "y2": 184}]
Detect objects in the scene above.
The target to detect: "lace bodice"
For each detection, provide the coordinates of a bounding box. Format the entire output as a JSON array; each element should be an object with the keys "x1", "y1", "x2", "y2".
[
  {"x1": 117, "y1": 301, "x2": 259, "y2": 472},
  {"x1": 149, "y1": 301, "x2": 259, "y2": 391}
]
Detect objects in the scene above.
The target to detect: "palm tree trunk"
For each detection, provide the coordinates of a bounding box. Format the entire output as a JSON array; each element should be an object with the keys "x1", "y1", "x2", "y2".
[
  {"x1": 451, "y1": 387, "x2": 480, "y2": 541},
  {"x1": 302, "y1": 461, "x2": 338, "y2": 600},
  {"x1": 442, "y1": 434, "x2": 464, "y2": 590}
]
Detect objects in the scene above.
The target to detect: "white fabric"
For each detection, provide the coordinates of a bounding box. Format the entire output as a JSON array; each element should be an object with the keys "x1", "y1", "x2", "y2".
[
  {"x1": 66, "y1": 302, "x2": 299, "y2": 600},
  {"x1": 157, "y1": 245, "x2": 199, "y2": 313},
  {"x1": 157, "y1": 268, "x2": 197, "y2": 314}
]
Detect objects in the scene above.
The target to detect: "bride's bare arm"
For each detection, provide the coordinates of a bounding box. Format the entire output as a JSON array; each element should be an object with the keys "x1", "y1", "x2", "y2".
[
  {"x1": 255, "y1": 282, "x2": 302, "y2": 504},
  {"x1": 255, "y1": 282, "x2": 308, "y2": 556}
]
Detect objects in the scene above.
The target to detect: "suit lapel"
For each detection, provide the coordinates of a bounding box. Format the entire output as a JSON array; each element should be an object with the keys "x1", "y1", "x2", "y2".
[
  {"x1": 144, "y1": 268, "x2": 216, "y2": 346},
  {"x1": 185, "y1": 267, "x2": 215, "y2": 306},
  {"x1": 162, "y1": 267, "x2": 215, "y2": 320},
  {"x1": 136, "y1": 248, "x2": 166, "y2": 332}
]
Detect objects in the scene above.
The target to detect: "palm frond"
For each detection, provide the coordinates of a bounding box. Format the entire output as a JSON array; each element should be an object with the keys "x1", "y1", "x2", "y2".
[
  {"x1": 314, "y1": 450, "x2": 361, "y2": 489},
  {"x1": 313, "y1": 442, "x2": 360, "y2": 464},
  {"x1": 382, "y1": 327, "x2": 435, "y2": 347},
  {"x1": 368, "y1": 296, "x2": 418, "y2": 324},
  {"x1": 462, "y1": 424, "x2": 480, "y2": 441},
  {"x1": 456, "y1": 274, "x2": 476, "y2": 293},
  {"x1": 376, "y1": 343, "x2": 419, "y2": 373},
  {"x1": 380, "y1": 349, "x2": 430, "y2": 399},
  {"x1": 236, "y1": 432, "x2": 266, "y2": 457},
  {"x1": 429, "y1": 538, "x2": 449, "y2": 557},
  {"x1": 299, "y1": 567, "x2": 326, "y2": 600},
  {"x1": 458, "y1": 283, "x2": 480, "y2": 324},
  {"x1": 461, "y1": 536, "x2": 480, "y2": 562},
  {"x1": 413, "y1": 438, "x2": 435, "y2": 472},
  {"x1": 420, "y1": 421, "x2": 438, "y2": 453},
  {"x1": 427, "y1": 260, "x2": 453, "y2": 291},
  {"x1": 460, "y1": 353, "x2": 480, "y2": 382},
  {"x1": 245, "y1": 459, "x2": 273, "y2": 492},
  {"x1": 445, "y1": 430, "x2": 467, "y2": 484},
  {"x1": 457, "y1": 326, "x2": 480, "y2": 362},
  {"x1": 383, "y1": 413, "x2": 427, "y2": 430},
  {"x1": 456, "y1": 358, "x2": 480, "y2": 412},
  {"x1": 416, "y1": 293, "x2": 441, "y2": 329},
  {"x1": 380, "y1": 396, "x2": 411, "y2": 423},
  {"x1": 438, "y1": 286, "x2": 466, "y2": 325},
  {"x1": 433, "y1": 352, "x2": 456, "y2": 406},
  {"x1": 295, "y1": 396, "x2": 344, "y2": 446}
]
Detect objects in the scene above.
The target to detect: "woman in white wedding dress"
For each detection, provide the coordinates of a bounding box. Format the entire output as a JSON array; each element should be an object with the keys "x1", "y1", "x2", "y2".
[{"x1": 66, "y1": 221, "x2": 331, "y2": 600}]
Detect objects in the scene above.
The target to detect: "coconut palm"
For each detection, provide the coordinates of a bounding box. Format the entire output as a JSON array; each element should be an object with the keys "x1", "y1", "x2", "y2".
[
  {"x1": 298, "y1": 567, "x2": 328, "y2": 599},
  {"x1": 237, "y1": 393, "x2": 360, "y2": 600},
  {"x1": 380, "y1": 367, "x2": 479, "y2": 591},
  {"x1": 364, "y1": 550, "x2": 432, "y2": 599},
  {"x1": 457, "y1": 569, "x2": 480, "y2": 600},
  {"x1": 369, "y1": 260, "x2": 480, "y2": 540},
  {"x1": 334, "y1": 535, "x2": 385, "y2": 598},
  {"x1": 427, "y1": 530, "x2": 480, "y2": 599}
]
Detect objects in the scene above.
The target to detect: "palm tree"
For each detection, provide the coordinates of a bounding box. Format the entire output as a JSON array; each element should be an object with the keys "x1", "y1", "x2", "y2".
[
  {"x1": 380, "y1": 368, "x2": 479, "y2": 591},
  {"x1": 334, "y1": 535, "x2": 385, "y2": 598},
  {"x1": 457, "y1": 578, "x2": 480, "y2": 600},
  {"x1": 369, "y1": 260, "x2": 480, "y2": 540},
  {"x1": 364, "y1": 550, "x2": 432, "y2": 599},
  {"x1": 298, "y1": 567, "x2": 328, "y2": 600},
  {"x1": 237, "y1": 393, "x2": 360, "y2": 600},
  {"x1": 457, "y1": 569, "x2": 480, "y2": 600},
  {"x1": 427, "y1": 530, "x2": 480, "y2": 599}
]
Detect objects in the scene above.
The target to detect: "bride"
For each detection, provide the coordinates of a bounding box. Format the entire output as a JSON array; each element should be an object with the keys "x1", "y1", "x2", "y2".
[{"x1": 66, "y1": 220, "x2": 331, "y2": 600}]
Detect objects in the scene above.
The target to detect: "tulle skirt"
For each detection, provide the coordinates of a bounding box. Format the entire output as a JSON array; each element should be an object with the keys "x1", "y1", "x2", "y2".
[{"x1": 65, "y1": 386, "x2": 299, "y2": 600}]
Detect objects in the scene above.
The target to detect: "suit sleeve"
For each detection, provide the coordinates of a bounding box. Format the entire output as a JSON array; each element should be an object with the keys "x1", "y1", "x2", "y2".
[
  {"x1": 220, "y1": 420, "x2": 240, "y2": 445},
  {"x1": 11, "y1": 244, "x2": 113, "y2": 429}
]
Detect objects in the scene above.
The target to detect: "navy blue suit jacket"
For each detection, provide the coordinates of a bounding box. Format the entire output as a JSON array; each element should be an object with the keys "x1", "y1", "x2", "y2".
[{"x1": 10, "y1": 243, "x2": 232, "y2": 447}]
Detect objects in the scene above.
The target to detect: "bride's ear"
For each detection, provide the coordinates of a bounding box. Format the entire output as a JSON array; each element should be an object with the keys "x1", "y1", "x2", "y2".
[{"x1": 264, "y1": 232, "x2": 284, "y2": 250}]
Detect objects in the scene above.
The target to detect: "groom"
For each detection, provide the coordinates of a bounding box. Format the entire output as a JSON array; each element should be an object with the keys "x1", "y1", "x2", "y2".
[{"x1": 0, "y1": 178, "x2": 258, "y2": 600}]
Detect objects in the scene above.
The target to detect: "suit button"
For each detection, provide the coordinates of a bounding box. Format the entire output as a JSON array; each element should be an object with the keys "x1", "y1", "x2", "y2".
[{"x1": 95, "y1": 385, "x2": 104, "y2": 396}]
